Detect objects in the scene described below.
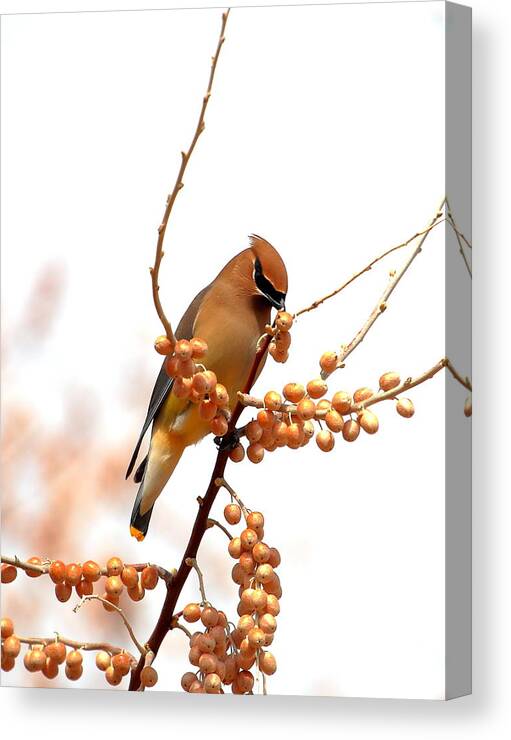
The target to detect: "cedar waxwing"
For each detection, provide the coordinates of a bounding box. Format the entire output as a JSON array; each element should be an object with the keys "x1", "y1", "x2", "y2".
[{"x1": 127, "y1": 236, "x2": 288, "y2": 540}]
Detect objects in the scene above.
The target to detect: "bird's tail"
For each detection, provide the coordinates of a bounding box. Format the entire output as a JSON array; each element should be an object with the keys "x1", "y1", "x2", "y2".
[{"x1": 129, "y1": 433, "x2": 185, "y2": 541}]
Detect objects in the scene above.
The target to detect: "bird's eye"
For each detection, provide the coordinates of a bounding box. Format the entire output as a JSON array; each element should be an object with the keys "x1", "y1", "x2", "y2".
[{"x1": 253, "y1": 257, "x2": 286, "y2": 310}]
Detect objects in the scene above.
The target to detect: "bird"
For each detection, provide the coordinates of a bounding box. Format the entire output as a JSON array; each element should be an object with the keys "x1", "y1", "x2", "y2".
[{"x1": 127, "y1": 235, "x2": 288, "y2": 541}]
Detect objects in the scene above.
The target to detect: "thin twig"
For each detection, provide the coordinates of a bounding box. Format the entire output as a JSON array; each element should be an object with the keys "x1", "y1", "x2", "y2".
[
  {"x1": 206, "y1": 517, "x2": 233, "y2": 540},
  {"x1": 322, "y1": 198, "x2": 447, "y2": 379},
  {"x1": 149, "y1": 8, "x2": 230, "y2": 346},
  {"x1": 185, "y1": 557, "x2": 209, "y2": 606},
  {"x1": 215, "y1": 477, "x2": 250, "y2": 518},
  {"x1": 445, "y1": 358, "x2": 472, "y2": 392},
  {"x1": 14, "y1": 634, "x2": 135, "y2": 662},
  {"x1": 445, "y1": 198, "x2": 472, "y2": 277},
  {"x1": 172, "y1": 621, "x2": 193, "y2": 641},
  {"x1": 294, "y1": 217, "x2": 446, "y2": 318},
  {"x1": 73, "y1": 595, "x2": 146, "y2": 656}
]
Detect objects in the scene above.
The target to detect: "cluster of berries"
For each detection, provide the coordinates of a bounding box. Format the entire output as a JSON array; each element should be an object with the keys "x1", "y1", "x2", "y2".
[
  {"x1": 1, "y1": 617, "x2": 136, "y2": 685},
  {"x1": 230, "y1": 369, "x2": 416, "y2": 464},
  {"x1": 155, "y1": 335, "x2": 231, "y2": 437},
  {"x1": 1, "y1": 557, "x2": 160, "y2": 609},
  {"x1": 268, "y1": 311, "x2": 293, "y2": 364}
]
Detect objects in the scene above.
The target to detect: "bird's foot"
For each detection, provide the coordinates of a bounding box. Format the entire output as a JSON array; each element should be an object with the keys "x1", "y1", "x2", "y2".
[{"x1": 214, "y1": 426, "x2": 244, "y2": 452}]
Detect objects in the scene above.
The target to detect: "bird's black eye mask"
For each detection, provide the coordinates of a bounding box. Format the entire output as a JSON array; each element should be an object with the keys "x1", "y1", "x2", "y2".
[{"x1": 254, "y1": 257, "x2": 286, "y2": 310}]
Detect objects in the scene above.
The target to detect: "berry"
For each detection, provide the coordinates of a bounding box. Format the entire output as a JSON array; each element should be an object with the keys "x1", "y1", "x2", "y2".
[
  {"x1": 106, "y1": 557, "x2": 123, "y2": 576},
  {"x1": 331, "y1": 391, "x2": 352, "y2": 415},
  {"x1": 154, "y1": 336, "x2": 173, "y2": 355},
  {"x1": 48, "y1": 560, "x2": 66, "y2": 584},
  {"x1": 95, "y1": 651, "x2": 111, "y2": 671},
  {"x1": 141, "y1": 566, "x2": 158, "y2": 590},
  {"x1": 55, "y1": 582, "x2": 72, "y2": 602},
  {"x1": 319, "y1": 351, "x2": 338, "y2": 374},
  {"x1": 121, "y1": 566, "x2": 139, "y2": 589},
  {"x1": 353, "y1": 387, "x2": 374, "y2": 403},
  {"x1": 190, "y1": 337, "x2": 208, "y2": 359},
  {"x1": 283, "y1": 383, "x2": 305, "y2": 403},
  {"x1": 45, "y1": 641, "x2": 66, "y2": 664},
  {"x1": 325, "y1": 409, "x2": 344, "y2": 432},
  {"x1": 224, "y1": 503, "x2": 241, "y2": 525},
  {"x1": 297, "y1": 398, "x2": 316, "y2": 421},
  {"x1": 183, "y1": 603, "x2": 202, "y2": 623},
  {"x1": 1, "y1": 565, "x2": 17, "y2": 584},
  {"x1": 342, "y1": 419, "x2": 360, "y2": 442},
  {"x1": 306, "y1": 379, "x2": 328, "y2": 399},
  {"x1": 359, "y1": 409, "x2": 379, "y2": 434},
  {"x1": 316, "y1": 430, "x2": 335, "y2": 452},
  {"x1": 396, "y1": 398, "x2": 415, "y2": 418},
  {"x1": 379, "y1": 371, "x2": 401, "y2": 391},
  {"x1": 247, "y1": 443, "x2": 264, "y2": 464},
  {"x1": 275, "y1": 312, "x2": 293, "y2": 332},
  {"x1": 82, "y1": 560, "x2": 101, "y2": 583},
  {"x1": 26, "y1": 557, "x2": 43, "y2": 578},
  {"x1": 264, "y1": 391, "x2": 282, "y2": 412},
  {"x1": 229, "y1": 444, "x2": 245, "y2": 463}
]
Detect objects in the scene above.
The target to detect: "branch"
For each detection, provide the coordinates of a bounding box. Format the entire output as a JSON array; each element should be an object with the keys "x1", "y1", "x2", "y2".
[
  {"x1": 14, "y1": 634, "x2": 136, "y2": 663},
  {"x1": 238, "y1": 357, "x2": 471, "y2": 416},
  {"x1": 322, "y1": 198, "x2": 447, "y2": 379},
  {"x1": 73, "y1": 595, "x2": 146, "y2": 656},
  {"x1": 0, "y1": 555, "x2": 173, "y2": 584},
  {"x1": 294, "y1": 217, "x2": 446, "y2": 318},
  {"x1": 185, "y1": 557, "x2": 208, "y2": 606},
  {"x1": 215, "y1": 476, "x2": 250, "y2": 518},
  {"x1": 206, "y1": 517, "x2": 233, "y2": 540},
  {"x1": 149, "y1": 8, "x2": 230, "y2": 346},
  {"x1": 445, "y1": 197, "x2": 472, "y2": 277}
]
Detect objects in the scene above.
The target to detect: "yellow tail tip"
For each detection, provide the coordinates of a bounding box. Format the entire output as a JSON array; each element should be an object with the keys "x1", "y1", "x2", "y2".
[{"x1": 130, "y1": 526, "x2": 145, "y2": 542}]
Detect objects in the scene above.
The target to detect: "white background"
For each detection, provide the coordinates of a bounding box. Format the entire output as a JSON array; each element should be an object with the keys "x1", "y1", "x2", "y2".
[{"x1": 0, "y1": 0, "x2": 509, "y2": 737}]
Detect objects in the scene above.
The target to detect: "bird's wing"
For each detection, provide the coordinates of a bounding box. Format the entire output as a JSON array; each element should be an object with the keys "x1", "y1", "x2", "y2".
[{"x1": 125, "y1": 283, "x2": 211, "y2": 479}]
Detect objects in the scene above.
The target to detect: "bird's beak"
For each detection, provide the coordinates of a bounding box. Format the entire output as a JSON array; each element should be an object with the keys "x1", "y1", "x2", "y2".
[{"x1": 265, "y1": 293, "x2": 286, "y2": 310}]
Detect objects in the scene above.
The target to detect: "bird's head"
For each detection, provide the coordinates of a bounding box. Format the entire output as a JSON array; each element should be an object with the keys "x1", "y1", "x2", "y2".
[{"x1": 247, "y1": 235, "x2": 288, "y2": 310}]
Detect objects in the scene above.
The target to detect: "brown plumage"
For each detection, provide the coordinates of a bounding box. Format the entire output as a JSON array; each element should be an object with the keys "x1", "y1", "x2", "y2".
[{"x1": 128, "y1": 236, "x2": 288, "y2": 540}]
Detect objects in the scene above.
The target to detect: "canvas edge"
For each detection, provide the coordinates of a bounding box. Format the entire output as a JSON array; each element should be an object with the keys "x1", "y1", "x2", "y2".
[{"x1": 445, "y1": 0, "x2": 472, "y2": 701}]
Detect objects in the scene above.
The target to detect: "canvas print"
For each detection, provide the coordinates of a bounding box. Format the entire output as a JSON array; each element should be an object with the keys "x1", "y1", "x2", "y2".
[{"x1": 1, "y1": 2, "x2": 471, "y2": 698}]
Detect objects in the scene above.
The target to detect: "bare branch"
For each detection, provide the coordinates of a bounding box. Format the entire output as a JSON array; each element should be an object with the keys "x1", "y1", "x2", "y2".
[
  {"x1": 445, "y1": 197, "x2": 472, "y2": 276},
  {"x1": 207, "y1": 517, "x2": 233, "y2": 540},
  {"x1": 215, "y1": 477, "x2": 250, "y2": 518},
  {"x1": 185, "y1": 557, "x2": 209, "y2": 606},
  {"x1": 73, "y1": 595, "x2": 146, "y2": 656},
  {"x1": 149, "y1": 8, "x2": 230, "y2": 346}
]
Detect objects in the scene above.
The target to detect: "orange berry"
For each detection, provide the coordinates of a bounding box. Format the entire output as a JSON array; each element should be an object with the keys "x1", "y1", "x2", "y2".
[
  {"x1": 396, "y1": 398, "x2": 415, "y2": 418},
  {"x1": 240, "y1": 528, "x2": 259, "y2": 549},
  {"x1": 228, "y1": 538, "x2": 242, "y2": 559},
  {"x1": 464, "y1": 396, "x2": 472, "y2": 417},
  {"x1": 65, "y1": 663, "x2": 83, "y2": 681},
  {"x1": 111, "y1": 652, "x2": 131, "y2": 676},
  {"x1": 26, "y1": 556, "x2": 43, "y2": 577},
  {"x1": 154, "y1": 335, "x2": 173, "y2": 355},
  {"x1": 275, "y1": 330, "x2": 292, "y2": 350},
  {"x1": 210, "y1": 414, "x2": 228, "y2": 437},
  {"x1": 1, "y1": 655, "x2": 15, "y2": 672},
  {"x1": 181, "y1": 671, "x2": 197, "y2": 691},
  {"x1": 266, "y1": 594, "x2": 280, "y2": 616},
  {"x1": 325, "y1": 409, "x2": 344, "y2": 432},
  {"x1": 239, "y1": 551, "x2": 256, "y2": 574},
  {"x1": 269, "y1": 341, "x2": 288, "y2": 363},
  {"x1": 359, "y1": 409, "x2": 379, "y2": 434},
  {"x1": 306, "y1": 379, "x2": 328, "y2": 399},
  {"x1": 353, "y1": 387, "x2": 374, "y2": 403},
  {"x1": 257, "y1": 409, "x2": 275, "y2": 429},
  {"x1": 316, "y1": 429, "x2": 335, "y2": 452},
  {"x1": 275, "y1": 311, "x2": 293, "y2": 332},
  {"x1": 211, "y1": 383, "x2": 229, "y2": 407},
  {"x1": 55, "y1": 582, "x2": 72, "y2": 602},
  {"x1": 235, "y1": 669, "x2": 255, "y2": 694},
  {"x1": 177, "y1": 358, "x2": 196, "y2": 378},
  {"x1": 319, "y1": 351, "x2": 338, "y2": 374},
  {"x1": 183, "y1": 603, "x2": 202, "y2": 623},
  {"x1": 297, "y1": 398, "x2": 316, "y2": 421},
  {"x1": 252, "y1": 542, "x2": 270, "y2": 564},
  {"x1": 202, "y1": 370, "x2": 218, "y2": 393},
  {"x1": 106, "y1": 557, "x2": 123, "y2": 576},
  {"x1": 317, "y1": 399, "x2": 332, "y2": 411},
  {"x1": 379, "y1": 371, "x2": 401, "y2": 391},
  {"x1": 42, "y1": 657, "x2": 59, "y2": 680},
  {"x1": 75, "y1": 579, "x2": 93, "y2": 598},
  {"x1": 82, "y1": 560, "x2": 101, "y2": 583},
  {"x1": 264, "y1": 391, "x2": 282, "y2": 412},
  {"x1": 121, "y1": 566, "x2": 139, "y2": 589},
  {"x1": 199, "y1": 399, "x2": 217, "y2": 421},
  {"x1": 48, "y1": 560, "x2": 66, "y2": 584},
  {"x1": 286, "y1": 423, "x2": 304, "y2": 448},
  {"x1": 259, "y1": 651, "x2": 277, "y2": 675},
  {"x1": 237, "y1": 615, "x2": 255, "y2": 636},
  {"x1": 201, "y1": 607, "x2": 219, "y2": 628},
  {"x1": 2, "y1": 635, "x2": 21, "y2": 658},
  {"x1": 247, "y1": 511, "x2": 264, "y2": 531},
  {"x1": 224, "y1": 503, "x2": 241, "y2": 525},
  {"x1": 342, "y1": 419, "x2": 360, "y2": 442},
  {"x1": 268, "y1": 548, "x2": 281, "y2": 568},
  {"x1": 105, "y1": 575, "x2": 123, "y2": 597},
  {"x1": 1, "y1": 564, "x2": 17, "y2": 584},
  {"x1": 303, "y1": 420, "x2": 315, "y2": 439},
  {"x1": 259, "y1": 613, "x2": 277, "y2": 634},
  {"x1": 173, "y1": 376, "x2": 192, "y2": 398},
  {"x1": 204, "y1": 672, "x2": 221, "y2": 693},
  {"x1": 140, "y1": 665, "x2": 158, "y2": 688},
  {"x1": 64, "y1": 563, "x2": 82, "y2": 586},
  {"x1": 272, "y1": 420, "x2": 288, "y2": 446},
  {"x1": 27, "y1": 648, "x2": 47, "y2": 672},
  {"x1": 196, "y1": 633, "x2": 216, "y2": 654},
  {"x1": 165, "y1": 354, "x2": 180, "y2": 378},
  {"x1": 95, "y1": 651, "x2": 111, "y2": 671},
  {"x1": 283, "y1": 383, "x2": 305, "y2": 403},
  {"x1": 105, "y1": 665, "x2": 122, "y2": 685},
  {"x1": 246, "y1": 420, "x2": 263, "y2": 443},
  {"x1": 231, "y1": 563, "x2": 245, "y2": 585},
  {"x1": 189, "y1": 679, "x2": 204, "y2": 693},
  {"x1": 141, "y1": 566, "x2": 158, "y2": 590},
  {"x1": 331, "y1": 391, "x2": 352, "y2": 414},
  {"x1": 66, "y1": 650, "x2": 83, "y2": 668},
  {"x1": 174, "y1": 339, "x2": 192, "y2": 361},
  {"x1": 190, "y1": 337, "x2": 208, "y2": 359},
  {"x1": 45, "y1": 641, "x2": 66, "y2": 664},
  {"x1": 198, "y1": 653, "x2": 217, "y2": 675},
  {"x1": 247, "y1": 442, "x2": 264, "y2": 464},
  {"x1": 247, "y1": 627, "x2": 266, "y2": 648},
  {"x1": 102, "y1": 592, "x2": 120, "y2": 612},
  {"x1": 128, "y1": 582, "x2": 145, "y2": 601},
  {"x1": 256, "y1": 563, "x2": 274, "y2": 584},
  {"x1": 229, "y1": 444, "x2": 245, "y2": 463},
  {"x1": 191, "y1": 371, "x2": 208, "y2": 395}
]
